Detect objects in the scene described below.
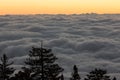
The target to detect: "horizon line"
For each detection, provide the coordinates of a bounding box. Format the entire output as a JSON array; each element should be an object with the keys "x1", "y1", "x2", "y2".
[{"x1": 1, "y1": 13, "x2": 120, "y2": 16}]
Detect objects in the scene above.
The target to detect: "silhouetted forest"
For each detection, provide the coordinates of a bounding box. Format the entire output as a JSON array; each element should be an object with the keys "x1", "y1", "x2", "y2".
[{"x1": 0, "y1": 45, "x2": 118, "y2": 80}]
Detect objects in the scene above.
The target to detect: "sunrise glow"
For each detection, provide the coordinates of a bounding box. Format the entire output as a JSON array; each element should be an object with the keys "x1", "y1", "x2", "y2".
[{"x1": 0, "y1": 0, "x2": 120, "y2": 15}]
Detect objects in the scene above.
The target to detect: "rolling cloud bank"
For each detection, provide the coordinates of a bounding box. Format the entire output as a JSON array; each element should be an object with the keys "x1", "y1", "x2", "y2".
[{"x1": 0, "y1": 14, "x2": 120, "y2": 79}]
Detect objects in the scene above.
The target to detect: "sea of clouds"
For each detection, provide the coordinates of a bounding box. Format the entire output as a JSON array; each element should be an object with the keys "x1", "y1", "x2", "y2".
[{"x1": 0, "y1": 14, "x2": 120, "y2": 79}]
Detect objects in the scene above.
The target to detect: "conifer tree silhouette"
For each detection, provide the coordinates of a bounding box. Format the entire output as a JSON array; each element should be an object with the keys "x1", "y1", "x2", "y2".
[
  {"x1": 60, "y1": 74, "x2": 64, "y2": 80},
  {"x1": 70, "y1": 65, "x2": 81, "y2": 80},
  {"x1": 0, "y1": 54, "x2": 15, "y2": 80},
  {"x1": 11, "y1": 67, "x2": 32, "y2": 80},
  {"x1": 84, "y1": 68, "x2": 111, "y2": 80},
  {"x1": 25, "y1": 42, "x2": 63, "y2": 80},
  {"x1": 113, "y1": 77, "x2": 117, "y2": 80}
]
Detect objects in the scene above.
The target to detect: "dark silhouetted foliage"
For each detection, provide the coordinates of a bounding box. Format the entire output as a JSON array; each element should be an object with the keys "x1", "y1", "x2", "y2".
[
  {"x1": 84, "y1": 68, "x2": 111, "y2": 80},
  {"x1": 70, "y1": 65, "x2": 81, "y2": 80},
  {"x1": 60, "y1": 74, "x2": 64, "y2": 80},
  {"x1": 11, "y1": 67, "x2": 33, "y2": 80},
  {"x1": 25, "y1": 46, "x2": 63, "y2": 80},
  {"x1": 0, "y1": 47, "x2": 117, "y2": 80},
  {"x1": 113, "y1": 77, "x2": 117, "y2": 80},
  {"x1": 0, "y1": 54, "x2": 15, "y2": 80}
]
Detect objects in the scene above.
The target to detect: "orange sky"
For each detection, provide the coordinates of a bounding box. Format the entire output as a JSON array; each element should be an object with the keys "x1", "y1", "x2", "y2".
[{"x1": 0, "y1": 0, "x2": 120, "y2": 15}]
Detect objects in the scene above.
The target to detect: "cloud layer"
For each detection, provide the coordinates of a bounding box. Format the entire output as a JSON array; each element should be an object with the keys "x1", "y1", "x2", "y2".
[{"x1": 0, "y1": 14, "x2": 120, "y2": 79}]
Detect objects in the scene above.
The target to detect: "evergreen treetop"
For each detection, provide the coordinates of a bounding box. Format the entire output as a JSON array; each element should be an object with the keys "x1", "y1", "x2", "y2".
[
  {"x1": 84, "y1": 68, "x2": 111, "y2": 80},
  {"x1": 25, "y1": 46, "x2": 63, "y2": 80},
  {"x1": 0, "y1": 54, "x2": 15, "y2": 80},
  {"x1": 70, "y1": 65, "x2": 81, "y2": 80}
]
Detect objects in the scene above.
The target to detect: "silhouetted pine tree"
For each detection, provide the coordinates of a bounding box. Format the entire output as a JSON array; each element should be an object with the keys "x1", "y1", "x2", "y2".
[
  {"x1": 70, "y1": 65, "x2": 81, "y2": 80},
  {"x1": 60, "y1": 74, "x2": 64, "y2": 80},
  {"x1": 0, "y1": 54, "x2": 15, "y2": 80},
  {"x1": 25, "y1": 43, "x2": 63, "y2": 80},
  {"x1": 84, "y1": 68, "x2": 111, "y2": 80},
  {"x1": 113, "y1": 77, "x2": 117, "y2": 80}
]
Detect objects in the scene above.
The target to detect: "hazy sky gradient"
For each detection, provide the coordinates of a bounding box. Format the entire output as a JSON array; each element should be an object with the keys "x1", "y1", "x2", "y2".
[{"x1": 0, "y1": 0, "x2": 120, "y2": 14}]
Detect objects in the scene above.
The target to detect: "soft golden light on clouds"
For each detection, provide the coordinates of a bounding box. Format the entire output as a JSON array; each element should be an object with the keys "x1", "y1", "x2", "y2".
[{"x1": 0, "y1": 0, "x2": 120, "y2": 14}]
